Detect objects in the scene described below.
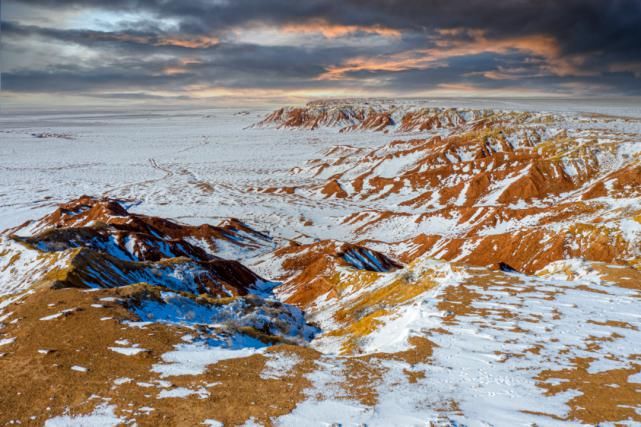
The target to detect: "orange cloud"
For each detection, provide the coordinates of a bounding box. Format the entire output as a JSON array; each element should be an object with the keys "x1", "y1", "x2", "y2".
[
  {"x1": 88, "y1": 32, "x2": 219, "y2": 49},
  {"x1": 280, "y1": 19, "x2": 401, "y2": 38},
  {"x1": 161, "y1": 58, "x2": 203, "y2": 76},
  {"x1": 318, "y1": 30, "x2": 589, "y2": 80},
  {"x1": 157, "y1": 35, "x2": 220, "y2": 49},
  {"x1": 317, "y1": 49, "x2": 447, "y2": 81}
]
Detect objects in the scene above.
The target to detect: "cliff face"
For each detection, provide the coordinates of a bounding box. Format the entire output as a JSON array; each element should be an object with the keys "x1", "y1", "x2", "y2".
[
  {"x1": 255, "y1": 100, "x2": 535, "y2": 133},
  {"x1": 255, "y1": 102, "x2": 641, "y2": 275}
]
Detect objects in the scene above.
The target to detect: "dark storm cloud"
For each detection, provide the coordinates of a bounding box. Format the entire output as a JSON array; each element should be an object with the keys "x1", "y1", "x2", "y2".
[
  {"x1": 1, "y1": 32, "x2": 355, "y2": 93},
  {"x1": 3, "y1": 0, "x2": 640, "y2": 99},
  {"x1": 11, "y1": 0, "x2": 640, "y2": 56}
]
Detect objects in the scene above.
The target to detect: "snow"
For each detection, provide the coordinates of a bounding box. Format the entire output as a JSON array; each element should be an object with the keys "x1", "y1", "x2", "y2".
[
  {"x1": 0, "y1": 107, "x2": 386, "y2": 243},
  {"x1": 2, "y1": 101, "x2": 641, "y2": 425},
  {"x1": 308, "y1": 257, "x2": 468, "y2": 355},
  {"x1": 372, "y1": 150, "x2": 426, "y2": 179},
  {"x1": 479, "y1": 166, "x2": 531, "y2": 206},
  {"x1": 260, "y1": 352, "x2": 301, "y2": 380},
  {"x1": 0, "y1": 337, "x2": 16, "y2": 346},
  {"x1": 157, "y1": 387, "x2": 209, "y2": 399},
  {"x1": 476, "y1": 212, "x2": 547, "y2": 236},
  {"x1": 619, "y1": 217, "x2": 641, "y2": 243},
  {"x1": 113, "y1": 377, "x2": 132, "y2": 386},
  {"x1": 130, "y1": 291, "x2": 317, "y2": 343},
  {"x1": 0, "y1": 102, "x2": 638, "y2": 249},
  {"x1": 280, "y1": 258, "x2": 641, "y2": 426},
  {"x1": 152, "y1": 341, "x2": 263, "y2": 377},
  {"x1": 629, "y1": 372, "x2": 641, "y2": 383},
  {"x1": 40, "y1": 308, "x2": 76, "y2": 321},
  {"x1": 355, "y1": 261, "x2": 468, "y2": 354},
  {"x1": 108, "y1": 347, "x2": 147, "y2": 356},
  {"x1": 0, "y1": 237, "x2": 71, "y2": 298},
  {"x1": 275, "y1": 398, "x2": 371, "y2": 427},
  {"x1": 44, "y1": 404, "x2": 124, "y2": 427}
]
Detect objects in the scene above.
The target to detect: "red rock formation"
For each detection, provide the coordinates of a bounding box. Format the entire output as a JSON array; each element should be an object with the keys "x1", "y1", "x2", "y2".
[
  {"x1": 256, "y1": 106, "x2": 641, "y2": 275},
  {"x1": 8, "y1": 195, "x2": 273, "y2": 257},
  {"x1": 5, "y1": 196, "x2": 275, "y2": 297}
]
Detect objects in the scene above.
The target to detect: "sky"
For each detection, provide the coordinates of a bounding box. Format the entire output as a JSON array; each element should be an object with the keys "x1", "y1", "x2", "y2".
[{"x1": 2, "y1": 0, "x2": 641, "y2": 106}]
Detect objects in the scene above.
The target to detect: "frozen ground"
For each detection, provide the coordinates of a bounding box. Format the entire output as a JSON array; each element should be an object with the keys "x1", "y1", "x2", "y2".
[
  {"x1": 1, "y1": 98, "x2": 641, "y2": 425},
  {"x1": 0, "y1": 107, "x2": 392, "y2": 238},
  {"x1": 2, "y1": 98, "x2": 640, "y2": 236}
]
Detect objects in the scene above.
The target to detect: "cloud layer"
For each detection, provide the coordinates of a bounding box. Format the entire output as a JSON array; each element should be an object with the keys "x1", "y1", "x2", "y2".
[{"x1": 3, "y1": 0, "x2": 640, "y2": 103}]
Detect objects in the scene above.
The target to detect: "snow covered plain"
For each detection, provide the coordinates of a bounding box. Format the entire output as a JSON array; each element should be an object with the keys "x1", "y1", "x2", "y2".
[
  {"x1": 2, "y1": 99, "x2": 641, "y2": 426},
  {"x1": 3, "y1": 98, "x2": 640, "y2": 237},
  {"x1": 0, "y1": 107, "x2": 391, "y2": 236}
]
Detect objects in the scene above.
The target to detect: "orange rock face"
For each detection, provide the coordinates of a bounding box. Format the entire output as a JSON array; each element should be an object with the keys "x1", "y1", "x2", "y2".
[{"x1": 255, "y1": 103, "x2": 641, "y2": 275}]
